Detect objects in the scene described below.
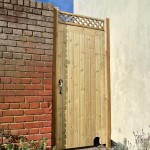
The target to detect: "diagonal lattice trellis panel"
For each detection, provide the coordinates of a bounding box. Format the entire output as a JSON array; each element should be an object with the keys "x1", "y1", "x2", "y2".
[{"x1": 58, "y1": 11, "x2": 104, "y2": 30}]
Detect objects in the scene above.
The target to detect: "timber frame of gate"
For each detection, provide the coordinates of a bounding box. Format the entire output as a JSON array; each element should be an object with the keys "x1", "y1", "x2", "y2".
[{"x1": 52, "y1": 8, "x2": 111, "y2": 149}]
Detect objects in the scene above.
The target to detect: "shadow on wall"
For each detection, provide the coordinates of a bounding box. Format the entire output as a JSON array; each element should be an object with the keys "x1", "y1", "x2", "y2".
[
  {"x1": 111, "y1": 126, "x2": 150, "y2": 150},
  {"x1": 36, "y1": 0, "x2": 74, "y2": 12}
]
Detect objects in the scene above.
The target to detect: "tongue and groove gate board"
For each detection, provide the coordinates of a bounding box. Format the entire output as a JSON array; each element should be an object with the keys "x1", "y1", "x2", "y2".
[{"x1": 53, "y1": 9, "x2": 111, "y2": 150}]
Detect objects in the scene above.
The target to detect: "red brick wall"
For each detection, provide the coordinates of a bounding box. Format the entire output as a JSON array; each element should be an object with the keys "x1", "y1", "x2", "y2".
[{"x1": 0, "y1": 0, "x2": 54, "y2": 148}]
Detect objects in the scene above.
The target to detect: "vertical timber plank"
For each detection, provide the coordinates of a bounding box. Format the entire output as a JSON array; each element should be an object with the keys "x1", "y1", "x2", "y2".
[{"x1": 105, "y1": 18, "x2": 111, "y2": 148}]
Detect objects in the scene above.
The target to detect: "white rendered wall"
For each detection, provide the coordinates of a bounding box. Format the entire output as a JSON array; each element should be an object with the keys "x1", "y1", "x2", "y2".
[{"x1": 74, "y1": 0, "x2": 150, "y2": 145}]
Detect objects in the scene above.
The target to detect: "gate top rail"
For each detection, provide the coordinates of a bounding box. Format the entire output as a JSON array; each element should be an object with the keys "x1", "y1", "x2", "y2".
[{"x1": 58, "y1": 11, "x2": 104, "y2": 31}]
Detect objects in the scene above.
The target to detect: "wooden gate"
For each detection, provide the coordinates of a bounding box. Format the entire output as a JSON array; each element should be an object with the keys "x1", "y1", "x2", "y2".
[{"x1": 52, "y1": 9, "x2": 111, "y2": 150}]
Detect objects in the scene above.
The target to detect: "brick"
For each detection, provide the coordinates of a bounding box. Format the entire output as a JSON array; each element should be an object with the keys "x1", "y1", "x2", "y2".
[
  {"x1": 0, "y1": 90, "x2": 15, "y2": 95},
  {"x1": 16, "y1": 90, "x2": 35, "y2": 96},
  {"x1": 13, "y1": 29, "x2": 22, "y2": 35},
  {"x1": 43, "y1": 121, "x2": 51, "y2": 127},
  {"x1": 42, "y1": 79, "x2": 52, "y2": 84},
  {"x1": 30, "y1": 102, "x2": 40, "y2": 109},
  {"x1": 8, "y1": 34, "x2": 26, "y2": 41},
  {"x1": 0, "y1": 117, "x2": 13, "y2": 123},
  {"x1": 28, "y1": 25, "x2": 45, "y2": 32},
  {"x1": 0, "y1": 59, "x2": 5, "y2": 64},
  {"x1": 36, "y1": 43, "x2": 52, "y2": 50},
  {"x1": 0, "y1": 71, "x2": 4, "y2": 76},
  {"x1": 7, "y1": 46, "x2": 26, "y2": 53},
  {"x1": 43, "y1": 108, "x2": 52, "y2": 114},
  {"x1": 26, "y1": 60, "x2": 44, "y2": 67},
  {"x1": 4, "y1": 96, "x2": 24, "y2": 103},
  {"x1": 4, "y1": 3, "x2": 13, "y2": 9},
  {"x1": 45, "y1": 16, "x2": 54, "y2": 22},
  {"x1": 45, "y1": 85, "x2": 52, "y2": 90},
  {"x1": 32, "y1": 54, "x2": 41, "y2": 60},
  {"x1": 11, "y1": 0, "x2": 17, "y2": 4},
  {"x1": 3, "y1": 110, "x2": 24, "y2": 116},
  {"x1": 41, "y1": 102, "x2": 51, "y2": 108},
  {"x1": 45, "y1": 38, "x2": 53, "y2": 44},
  {"x1": 2, "y1": 52, "x2": 13, "y2": 59},
  {"x1": 36, "y1": 90, "x2": 52, "y2": 96},
  {"x1": 25, "y1": 96, "x2": 43, "y2": 102},
  {"x1": 35, "y1": 67, "x2": 51, "y2": 73},
  {"x1": 42, "y1": 3, "x2": 52, "y2": 10},
  {"x1": 14, "y1": 5, "x2": 23, "y2": 11},
  {"x1": 31, "y1": 79, "x2": 41, "y2": 84},
  {"x1": 37, "y1": 21, "x2": 53, "y2": 27},
  {"x1": 30, "y1": 1, "x2": 36, "y2": 8},
  {"x1": 28, "y1": 14, "x2": 45, "y2": 21},
  {"x1": 20, "y1": 103, "x2": 29, "y2": 109},
  {"x1": 10, "y1": 130, "x2": 19, "y2": 135},
  {"x1": 9, "y1": 123, "x2": 24, "y2": 129},
  {"x1": 42, "y1": 10, "x2": 52, "y2": 16},
  {"x1": 4, "y1": 0, "x2": 11, "y2": 3},
  {"x1": 24, "y1": 0, "x2": 29, "y2": 6},
  {"x1": 0, "y1": 46, "x2": 7, "y2": 52},
  {"x1": 0, "y1": 63, "x2": 16, "y2": 71},
  {"x1": 0, "y1": 83, "x2": 3, "y2": 89},
  {"x1": 17, "y1": 41, "x2": 36, "y2": 48},
  {"x1": 37, "y1": 2, "x2": 42, "y2": 9},
  {"x1": 26, "y1": 48, "x2": 44, "y2": 55},
  {"x1": 19, "y1": 129, "x2": 29, "y2": 135},
  {"x1": 8, "y1": 22, "x2": 27, "y2": 29},
  {"x1": 24, "y1": 7, "x2": 32, "y2": 13},
  {"x1": 0, "y1": 15, "x2": 17, "y2": 22},
  {"x1": 6, "y1": 59, "x2": 25, "y2": 65},
  {"x1": 26, "y1": 72, "x2": 43, "y2": 78},
  {"x1": 24, "y1": 109, "x2": 43, "y2": 115},
  {"x1": 0, "y1": 33, "x2": 7, "y2": 39},
  {"x1": 29, "y1": 128, "x2": 39, "y2": 134},
  {"x1": 16, "y1": 66, "x2": 34, "y2": 72},
  {"x1": 0, "y1": 9, "x2": 7, "y2": 15},
  {"x1": 26, "y1": 134, "x2": 42, "y2": 141},
  {"x1": 44, "y1": 73, "x2": 52, "y2": 78},
  {"x1": 0, "y1": 2, "x2": 3, "y2": 8},
  {"x1": 25, "y1": 85, "x2": 43, "y2": 90},
  {"x1": 10, "y1": 103, "x2": 19, "y2": 109},
  {"x1": 0, "y1": 96, "x2": 4, "y2": 102},
  {"x1": 21, "y1": 78, "x2": 31, "y2": 84},
  {"x1": 0, "y1": 39, "x2": 16, "y2": 46},
  {"x1": 40, "y1": 127, "x2": 51, "y2": 134},
  {"x1": 0, "y1": 77, "x2": 11, "y2": 83},
  {"x1": 44, "y1": 96, "x2": 52, "y2": 102},
  {"x1": 44, "y1": 50, "x2": 53, "y2": 56},
  {"x1": 24, "y1": 122, "x2": 42, "y2": 128},
  {"x1": 13, "y1": 53, "x2": 23, "y2": 59},
  {"x1": 0, "y1": 27, "x2": 2, "y2": 32},
  {"x1": 23, "y1": 30, "x2": 32, "y2": 36},
  {"x1": 0, "y1": 20, "x2": 7, "y2": 27},
  {"x1": 0, "y1": 103, "x2": 9, "y2": 109},
  {"x1": 33, "y1": 31, "x2": 42, "y2": 37},
  {"x1": 4, "y1": 84, "x2": 24, "y2": 90},
  {"x1": 34, "y1": 115, "x2": 51, "y2": 121},
  {"x1": 33, "y1": 9, "x2": 41, "y2": 15},
  {"x1": 27, "y1": 36, "x2": 45, "y2": 43},
  {"x1": 43, "y1": 133, "x2": 52, "y2": 139},
  {"x1": 46, "y1": 139, "x2": 51, "y2": 146},
  {"x1": 11, "y1": 78, "x2": 21, "y2": 83},
  {"x1": 42, "y1": 32, "x2": 53, "y2": 38},
  {"x1": 23, "y1": 54, "x2": 32, "y2": 60},
  {"x1": 3, "y1": 28, "x2": 13, "y2": 33},
  {"x1": 18, "y1": 18, "x2": 36, "y2": 25},
  {"x1": 15, "y1": 116, "x2": 33, "y2": 123},
  {"x1": 46, "y1": 27, "x2": 53, "y2": 33},
  {"x1": 18, "y1": 0, "x2": 23, "y2": 5}
]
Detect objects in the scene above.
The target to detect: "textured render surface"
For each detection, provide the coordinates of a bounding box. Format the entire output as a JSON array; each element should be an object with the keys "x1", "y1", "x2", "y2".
[
  {"x1": 74, "y1": 0, "x2": 150, "y2": 144},
  {"x1": 0, "y1": 0, "x2": 53, "y2": 148}
]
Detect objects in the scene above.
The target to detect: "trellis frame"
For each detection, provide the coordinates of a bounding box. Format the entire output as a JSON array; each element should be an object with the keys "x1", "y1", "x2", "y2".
[{"x1": 52, "y1": 8, "x2": 111, "y2": 149}]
